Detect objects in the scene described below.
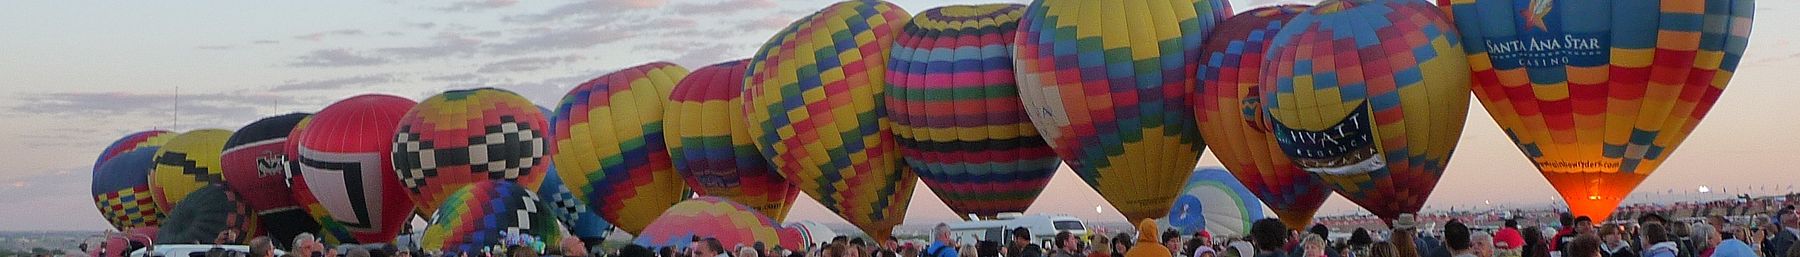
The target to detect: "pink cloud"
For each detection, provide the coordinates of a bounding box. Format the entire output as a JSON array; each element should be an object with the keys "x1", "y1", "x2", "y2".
[
  {"x1": 437, "y1": 0, "x2": 520, "y2": 11},
  {"x1": 670, "y1": 0, "x2": 777, "y2": 15}
]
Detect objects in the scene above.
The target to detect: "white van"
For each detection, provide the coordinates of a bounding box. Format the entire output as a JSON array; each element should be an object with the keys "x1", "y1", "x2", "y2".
[
  {"x1": 946, "y1": 214, "x2": 1087, "y2": 247},
  {"x1": 127, "y1": 244, "x2": 285, "y2": 257}
]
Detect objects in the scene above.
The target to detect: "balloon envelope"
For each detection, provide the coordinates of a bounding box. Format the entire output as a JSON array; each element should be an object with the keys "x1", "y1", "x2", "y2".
[
  {"x1": 887, "y1": 3, "x2": 1060, "y2": 219},
  {"x1": 552, "y1": 62, "x2": 691, "y2": 235},
  {"x1": 1193, "y1": 5, "x2": 1332, "y2": 230},
  {"x1": 222, "y1": 113, "x2": 320, "y2": 245},
  {"x1": 1263, "y1": 0, "x2": 1472, "y2": 222},
  {"x1": 393, "y1": 88, "x2": 550, "y2": 216},
  {"x1": 666, "y1": 60, "x2": 800, "y2": 221},
  {"x1": 1158, "y1": 167, "x2": 1266, "y2": 236},
  {"x1": 743, "y1": 0, "x2": 917, "y2": 239},
  {"x1": 533, "y1": 106, "x2": 614, "y2": 242},
  {"x1": 295, "y1": 94, "x2": 419, "y2": 243},
  {"x1": 284, "y1": 116, "x2": 357, "y2": 244},
  {"x1": 1013, "y1": 0, "x2": 1231, "y2": 221},
  {"x1": 155, "y1": 185, "x2": 255, "y2": 244},
  {"x1": 420, "y1": 180, "x2": 561, "y2": 254},
  {"x1": 93, "y1": 148, "x2": 164, "y2": 230},
  {"x1": 96, "y1": 130, "x2": 175, "y2": 175},
  {"x1": 633, "y1": 197, "x2": 805, "y2": 251},
  {"x1": 150, "y1": 129, "x2": 234, "y2": 216},
  {"x1": 1440, "y1": 0, "x2": 1756, "y2": 220}
]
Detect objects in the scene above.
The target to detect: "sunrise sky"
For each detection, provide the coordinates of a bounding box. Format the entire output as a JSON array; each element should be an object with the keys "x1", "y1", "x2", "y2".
[{"x1": 1, "y1": 0, "x2": 1796, "y2": 231}]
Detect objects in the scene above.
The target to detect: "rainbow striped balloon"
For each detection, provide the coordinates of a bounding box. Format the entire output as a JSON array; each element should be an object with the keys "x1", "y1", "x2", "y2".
[
  {"x1": 666, "y1": 60, "x2": 800, "y2": 221},
  {"x1": 633, "y1": 197, "x2": 805, "y2": 251},
  {"x1": 886, "y1": 3, "x2": 1058, "y2": 219},
  {"x1": 743, "y1": 0, "x2": 916, "y2": 239},
  {"x1": 1193, "y1": 4, "x2": 1331, "y2": 230},
  {"x1": 1013, "y1": 0, "x2": 1231, "y2": 222},
  {"x1": 1441, "y1": 0, "x2": 1755, "y2": 220},
  {"x1": 1262, "y1": 0, "x2": 1472, "y2": 222},
  {"x1": 393, "y1": 88, "x2": 550, "y2": 217},
  {"x1": 420, "y1": 180, "x2": 560, "y2": 254},
  {"x1": 552, "y1": 62, "x2": 691, "y2": 235}
]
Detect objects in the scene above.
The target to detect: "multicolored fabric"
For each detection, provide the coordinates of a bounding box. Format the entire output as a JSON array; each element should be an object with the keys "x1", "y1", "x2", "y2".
[
  {"x1": 283, "y1": 116, "x2": 356, "y2": 244},
  {"x1": 742, "y1": 0, "x2": 917, "y2": 239},
  {"x1": 393, "y1": 88, "x2": 550, "y2": 216},
  {"x1": 1441, "y1": 0, "x2": 1755, "y2": 220},
  {"x1": 1193, "y1": 4, "x2": 1331, "y2": 230},
  {"x1": 632, "y1": 197, "x2": 805, "y2": 252},
  {"x1": 1262, "y1": 0, "x2": 1471, "y2": 222},
  {"x1": 534, "y1": 105, "x2": 613, "y2": 242},
  {"x1": 94, "y1": 147, "x2": 162, "y2": 229},
  {"x1": 95, "y1": 130, "x2": 174, "y2": 176},
  {"x1": 666, "y1": 60, "x2": 800, "y2": 221},
  {"x1": 551, "y1": 62, "x2": 691, "y2": 235},
  {"x1": 1013, "y1": 0, "x2": 1230, "y2": 222},
  {"x1": 420, "y1": 180, "x2": 560, "y2": 254},
  {"x1": 149, "y1": 129, "x2": 233, "y2": 216},
  {"x1": 294, "y1": 94, "x2": 418, "y2": 243},
  {"x1": 886, "y1": 4, "x2": 1059, "y2": 219},
  {"x1": 1156, "y1": 167, "x2": 1265, "y2": 236}
]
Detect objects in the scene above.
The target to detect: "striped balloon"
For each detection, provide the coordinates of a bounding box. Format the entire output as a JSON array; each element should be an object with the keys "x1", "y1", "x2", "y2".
[
  {"x1": 1441, "y1": 0, "x2": 1755, "y2": 220},
  {"x1": 1193, "y1": 5, "x2": 1332, "y2": 230},
  {"x1": 93, "y1": 147, "x2": 164, "y2": 230},
  {"x1": 95, "y1": 130, "x2": 175, "y2": 176},
  {"x1": 633, "y1": 197, "x2": 806, "y2": 251},
  {"x1": 393, "y1": 88, "x2": 550, "y2": 217},
  {"x1": 886, "y1": 4, "x2": 1058, "y2": 219},
  {"x1": 537, "y1": 105, "x2": 614, "y2": 242},
  {"x1": 1013, "y1": 0, "x2": 1231, "y2": 222},
  {"x1": 743, "y1": 0, "x2": 916, "y2": 239},
  {"x1": 420, "y1": 180, "x2": 561, "y2": 254},
  {"x1": 552, "y1": 62, "x2": 691, "y2": 235},
  {"x1": 666, "y1": 60, "x2": 800, "y2": 221},
  {"x1": 1262, "y1": 0, "x2": 1472, "y2": 222},
  {"x1": 283, "y1": 116, "x2": 356, "y2": 244},
  {"x1": 149, "y1": 129, "x2": 234, "y2": 216}
]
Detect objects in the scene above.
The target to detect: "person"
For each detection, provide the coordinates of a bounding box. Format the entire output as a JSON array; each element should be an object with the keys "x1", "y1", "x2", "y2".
[
  {"x1": 926, "y1": 224, "x2": 961, "y2": 257},
  {"x1": 1771, "y1": 210, "x2": 1800, "y2": 257},
  {"x1": 1052, "y1": 231, "x2": 1082, "y2": 257},
  {"x1": 1445, "y1": 220, "x2": 1474, "y2": 257},
  {"x1": 1565, "y1": 235, "x2": 1599, "y2": 257},
  {"x1": 291, "y1": 233, "x2": 322, "y2": 257},
  {"x1": 1301, "y1": 235, "x2": 1326, "y2": 257},
  {"x1": 1011, "y1": 227, "x2": 1044, "y2": 257},
  {"x1": 1166, "y1": 230, "x2": 1185, "y2": 257},
  {"x1": 1553, "y1": 214, "x2": 1576, "y2": 253},
  {"x1": 1308, "y1": 225, "x2": 1338, "y2": 257},
  {"x1": 1707, "y1": 223, "x2": 1758, "y2": 257},
  {"x1": 977, "y1": 241, "x2": 1001, "y2": 257},
  {"x1": 1601, "y1": 225, "x2": 1637, "y2": 257},
  {"x1": 621, "y1": 245, "x2": 657, "y2": 257},
  {"x1": 1496, "y1": 220, "x2": 1526, "y2": 252},
  {"x1": 743, "y1": 246, "x2": 764, "y2": 257},
  {"x1": 852, "y1": 238, "x2": 870, "y2": 257},
  {"x1": 560, "y1": 237, "x2": 588, "y2": 257},
  {"x1": 1189, "y1": 232, "x2": 1213, "y2": 257},
  {"x1": 1128, "y1": 219, "x2": 1175, "y2": 257},
  {"x1": 247, "y1": 236, "x2": 275, "y2": 257},
  {"x1": 1349, "y1": 229, "x2": 1373, "y2": 257},
  {"x1": 1644, "y1": 223, "x2": 1680, "y2": 257},
  {"x1": 1474, "y1": 232, "x2": 1496, "y2": 257},
  {"x1": 1251, "y1": 219, "x2": 1289, "y2": 257},
  {"x1": 1708, "y1": 216, "x2": 1734, "y2": 240},
  {"x1": 1092, "y1": 234, "x2": 1114, "y2": 257},
  {"x1": 1116, "y1": 233, "x2": 1136, "y2": 257},
  {"x1": 324, "y1": 245, "x2": 339, "y2": 257},
  {"x1": 1368, "y1": 243, "x2": 1396, "y2": 257},
  {"x1": 1521, "y1": 227, "x2": 1549, "y2": 257},
  {"x1": 1692, "y1": 223, "x2": 1719, "y2": 257},
  {"x1": 698, "y1": 238, "x2": 727, "y2": 257}
]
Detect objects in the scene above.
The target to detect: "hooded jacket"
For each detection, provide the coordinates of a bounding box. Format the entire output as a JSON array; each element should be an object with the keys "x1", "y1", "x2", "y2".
[{"x1": 1127, "y1": 219, "x2": 1174, "y2": 257}]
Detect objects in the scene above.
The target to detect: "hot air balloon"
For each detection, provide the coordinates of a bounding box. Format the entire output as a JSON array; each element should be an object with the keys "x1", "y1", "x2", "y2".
[
  {"x1": 95, "y1": 131, "x2": 175, "y2": 175},
  {"x1": 666, "y1": 60, "x2": 801, "y2": 221},
  {"x1": 284, "y1": 116, "x2": 357, "y2": 244},
  {"x1": 93, "y1": 147, "x2": 164, "y2": 230},
  {"x1": 1262, "y1": 0, "x2": 1472, "y2": 222},
  {"x1": 1193, "y1": 4, "x2": 1333, "y2": 229},
  {"x1": 155, "y1": 184, "x2": 256, "y2": 244},
  {"x1": 886, "y1": 3, "x2": 1060, "y2": 219},
  {"x1": 221, "y1": 113, "x2": 319, "y2": 245},
  {"x1": 743, "y1": 0, "x2": 917, "y2": 239},
  {"x1": 535, "y1": 106, "x2": 614, "y2": 243},
  {"x1": 420, "y1": 180, "x2": 560, "y2": 254},
  {"x1": 1157, "y1": 166, "x2": 1267, "y2": 236},
  {"x1": 294, "y1": 94, "x2": 419, "y2": 243},
  {"x1": 393, "y1": 88, "x2": 550, "y2": 216},
  {"x1": 1440, "y1": 0, "x2": 1756, "y2": 220},
  {"x1": 633, "y1": 197, "x2": 806, "y2": 251},
  {"x1": 150, "y1": 129, "x2": 234, "y2": 216},
  {"x1": 1013, "y1": 0, "x2": 1231, "y2": 222},
  {"x1": 552, "y1": 62, "x2": 691, "y2": 235}
]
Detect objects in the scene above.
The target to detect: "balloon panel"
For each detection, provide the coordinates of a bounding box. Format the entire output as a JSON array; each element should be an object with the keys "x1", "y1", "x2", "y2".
[
  {"x1": 394, "y1": 88, "x2": 550, "y2": 216},
  {"x1": 296, "y1": 94, "x2": 419, "y2": 243},
  {"x1": 633, "y1": 197, "x2": 805, "y2": 251},
  {"x1": 96, "y1": 131, "x2": 175, "y2": 175},
  {"x1": 155, "y1": 185, "x2": 256, "y2": 244},
  {"x1": 420, "y1": 180, "x2": 560, "y2": 254},
  {"x1": 150, "y1": 129, "x2": 234, "y2": 216},
  {"x1": 1013, "y1": 0, "x2": 1230, "y2": 221},
  {"x1": 552, "y1": 62, "x2": 691, "y2": 235},
  {"x1": 221, "y1": 113, "x2": 310, "y2": 214},
  {"x1": 284, "y1": 116, "x2": 357, "y2": 244},
  {"x1": 93, "y1": 148, "x2": 163, "y2": 230},
  {"x1": 666, "y1": 60, "x2": 800, "y2": 221}
]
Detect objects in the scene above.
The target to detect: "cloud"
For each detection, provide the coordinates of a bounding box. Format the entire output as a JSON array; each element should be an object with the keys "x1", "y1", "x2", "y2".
[
  {"x1": 0, "y1": 166, "x2": 90, "y2": 205},
  {"x1": 7, "y1": 91, "x2": 303, "y2": 127},
  {"x1": 735, "y1": 14, "x2": 797, "y2": 32},
  {"x1": 478, "y1": 55, "x2": 587, "y2": 73},
  {"x1": 436, "y1": 0, "x2": 520, "y2": 11},
  {"x1": 195, "y1": 45, "x2": 234, "y2": 50},
  {"x1": 669, "y1": 0, "x2": 777, "y2": 15},
  {"x1": 505, "y1": 0, "x2": 667, "y2": 23},
  {"x1": 270, "y1": 74, "x2": 401, "y2": 92},
  {"x1": 375, "y1": 33, "x2": 486, "y2": 59},
  {"x1": 251, "y1": 40, "x2": 280, "y2": 45},
  {"x1": 634, "y1": 42, "x2": 745, "y2": 68},
  {"x1": 295, "y1": 29, "x2": 367, "y2": 41},
  {"x1": 290, "y1": 48, "x2": 392, "y2": 67},
  {"x1": 485, "y1": 25, "x2": 632, "y2": 55}
]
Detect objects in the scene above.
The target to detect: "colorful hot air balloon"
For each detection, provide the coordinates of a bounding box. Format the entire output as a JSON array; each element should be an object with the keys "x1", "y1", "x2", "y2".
[
  {"x1": 1013, "y1": 0, "x2": 1231, "y2": 221},
  {"x1": 420, "y1": 180, "x2": 561, "y2": 254},
  {"x1": 633, "y1": 197, "x2": 806, "y2": 251},
  {"x1": 150, "y1": 129, "x2": 234, "y2": 216},
  {"x1": 1193, "y1": 4, "x2": 1332, "y2": 230},
  {"x1": 221, "y1": 113, "x2": 319, "y2": 244},
  {"x1": 393, "y1": 88, "x2": 550, "y2": 216},
  {"x1": 1441, "y1": 0, "x2": 1755, "y2": 220},
  {"x1": 156, "y1": 184, "x2": 257, "y2": 244},
  {"x1": 535, "y1": 106, "x2": 613, "y2": 243},
  {"x1": 93, "y1": 147, "x2": 164, "y2": 230},
  {"x1": 743, "y1": 0, "x2": 917, "y2": 239},
  {"x1": 284, "y1": 116, "x2": 357, "y2": 244},
  {"x1": 95, "y1": 131, "x2": 175, "y2": 175},
  {"x1": 1157, "y1": 166, "x2": 1267, "y2": 236},
  {"x1": 666, "y1": 60, "x2": 801, "y2": 221},
  {"x1": 294, "y1": 94, "x2": 419, "y2": 243},
  {"x1": 552, "y1": 62, "x2": 691, "y2": 235},
  {"x1": 1262, "y1": 0, "x2": 1472, "y2": 222},
  {"x1": 887, "y1": 3, "x2": 1060, "y2": 219}
]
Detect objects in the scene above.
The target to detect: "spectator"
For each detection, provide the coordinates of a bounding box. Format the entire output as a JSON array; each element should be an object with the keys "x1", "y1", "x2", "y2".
[
  {"x1": 1128, "y1": 219, "x2": 1175, "y2": 257},
  {"x1": 1600, "y1": 225, "x2": 1636, "y2": 257},
  {"x1": 1771, "y1": 210, "x2": 1800, "y2": 257},
  {"x1": 1473, "y1": 232, "x2": 1495, "y2": 257},
  {"x1": 1495, "y1": 219, "x2": 1526, "y2": 251},
  {"x1": 1091, "y1": 234, "x2": 1114, "y2": 257},
  {"x1": 1166, "y1": 230, "x2": 1185, "y2": 257},
  {"x1": 1565, "y1": 235, "x2": 1599, "y2": 257},
  {"x1": 1521, "y1": 227, "x2": 1549, "y2": 257},
  {"x1": 1644, "y1": 223, "x2": 1680, "y2": 257},
  {"x1": 1011, "y1": 227, "x2": 1044, "y2": 257},
  {"x1": 1302, "y1": 235, "x2": 1326, "y2": 257},
  {"x1": 978, "y1": 241, "x2": 1001, "y2": 257},
  {"x1": 1116, "y1": 233, "x2": 1136, "y2": 257},
  {"x1": 1251, "y1": 219, "x2": 1289, "y2": 257},
  {"x1": 1692, "y1": 223, "x2": 1719, "y2": 257},
  {"x1": 1368, "y1": 242, "x2": 1396, "y2": 257},
  {"x1": 1445, "y1": 220, "x2": 1473, "y2": 257},
  {"x1": 926, "y1": 224, "x2": 960, "y2": 257},
  {"x1": 248, "y1": 236, "x2": 275, "y2": 257},
  {"x1": 1054, "y1": 231, "x2": 1081, "y2": 257}
]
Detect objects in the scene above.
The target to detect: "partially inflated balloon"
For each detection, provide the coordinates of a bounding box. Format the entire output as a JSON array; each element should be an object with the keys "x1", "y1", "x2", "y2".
[
  {"x1": 155, "y1": 184, "x2": 256, "y2": 244},
  {"x1": 93, "y1": 148, "x2": 163, "y2": 230},
  {"x1": 666, "y1": 60, "x2": 800, "y2": 221},
  {"x1": 633, "y1": 197, "x2": 805, "y2": 251},
  {"x1": 420, "y1": 180, "x2": 560, "y2": 254},
  {"x1": 887, "y1": 4, "x2": 1060, "y2": 219},
  {"x1": 1441, "y1": 0, "x2": 1755, "y2": 220},
  {"x1": 393, "y1": 88, "x2": 550, "y2": 216},
  {"x1": 150, "y1": 129, "x2": 233, "y2": 216},
  {"x1": 743, "y1": 0, "x2": 917, "y2": 239},
  {"x1": 1157, "y1": 167, "x2": 1266, "y2": 236},
  {"x1": 296, "y1": 94, "x2": 418, "y2": 243},
  {"x1": 222, "y1": 113, "x2": 319, "y2": 244},
  {"x1": 1262, "y1": 0, "x2": 1471, "y2": 222},
  {"x1": 1193, "y1": 5, "x2": 1332, "y2": 229},
  {"x1": 284, "y1": 117, "x2": 356, "y2": 244},
  {"x1": 96, "y1": 131, "x2": 175, "y2": 175},
  {"x1": 1013, "y1": 0, "x2": 1231, "y2": 221},
  {"x1": 552, "y1": 62, "x2": 691, "y2": 235}
]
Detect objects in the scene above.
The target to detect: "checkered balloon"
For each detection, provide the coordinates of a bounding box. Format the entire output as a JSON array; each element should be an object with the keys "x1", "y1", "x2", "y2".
[
  {"x1": 420, "y1": 180, "x2": 560, "y2": 254},
  {"x1": 393, "y1": 88, "x2": 550, "y2": 217},
  {"x1": 93, "y1": 147, "x2": 164, "y2": 230}
]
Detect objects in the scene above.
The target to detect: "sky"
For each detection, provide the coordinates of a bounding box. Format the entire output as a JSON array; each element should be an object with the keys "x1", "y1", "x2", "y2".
[{"x1": 0, "y1": 0, "x2": 1796, "y2": 231}]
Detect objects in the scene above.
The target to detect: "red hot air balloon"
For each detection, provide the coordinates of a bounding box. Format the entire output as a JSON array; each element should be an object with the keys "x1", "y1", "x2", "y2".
[
  {"x1": 294, "y1": 94, "x2": 419, "y2": 243},
  {"x1": 222, "y1": 113, "x2": 318, "y2": 245}
]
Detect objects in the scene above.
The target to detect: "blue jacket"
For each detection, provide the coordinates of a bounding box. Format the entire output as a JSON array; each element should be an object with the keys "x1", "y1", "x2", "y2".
[
  {"x1": 928, "y1": 241, "x2": 960, "y2": 257},
  {"x1": 1713, "y1": 239, "x2": 1758, "y2": 257},
  {"x1": 1643, "y1": 242, "x2": 1679, "y2": 257}
]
